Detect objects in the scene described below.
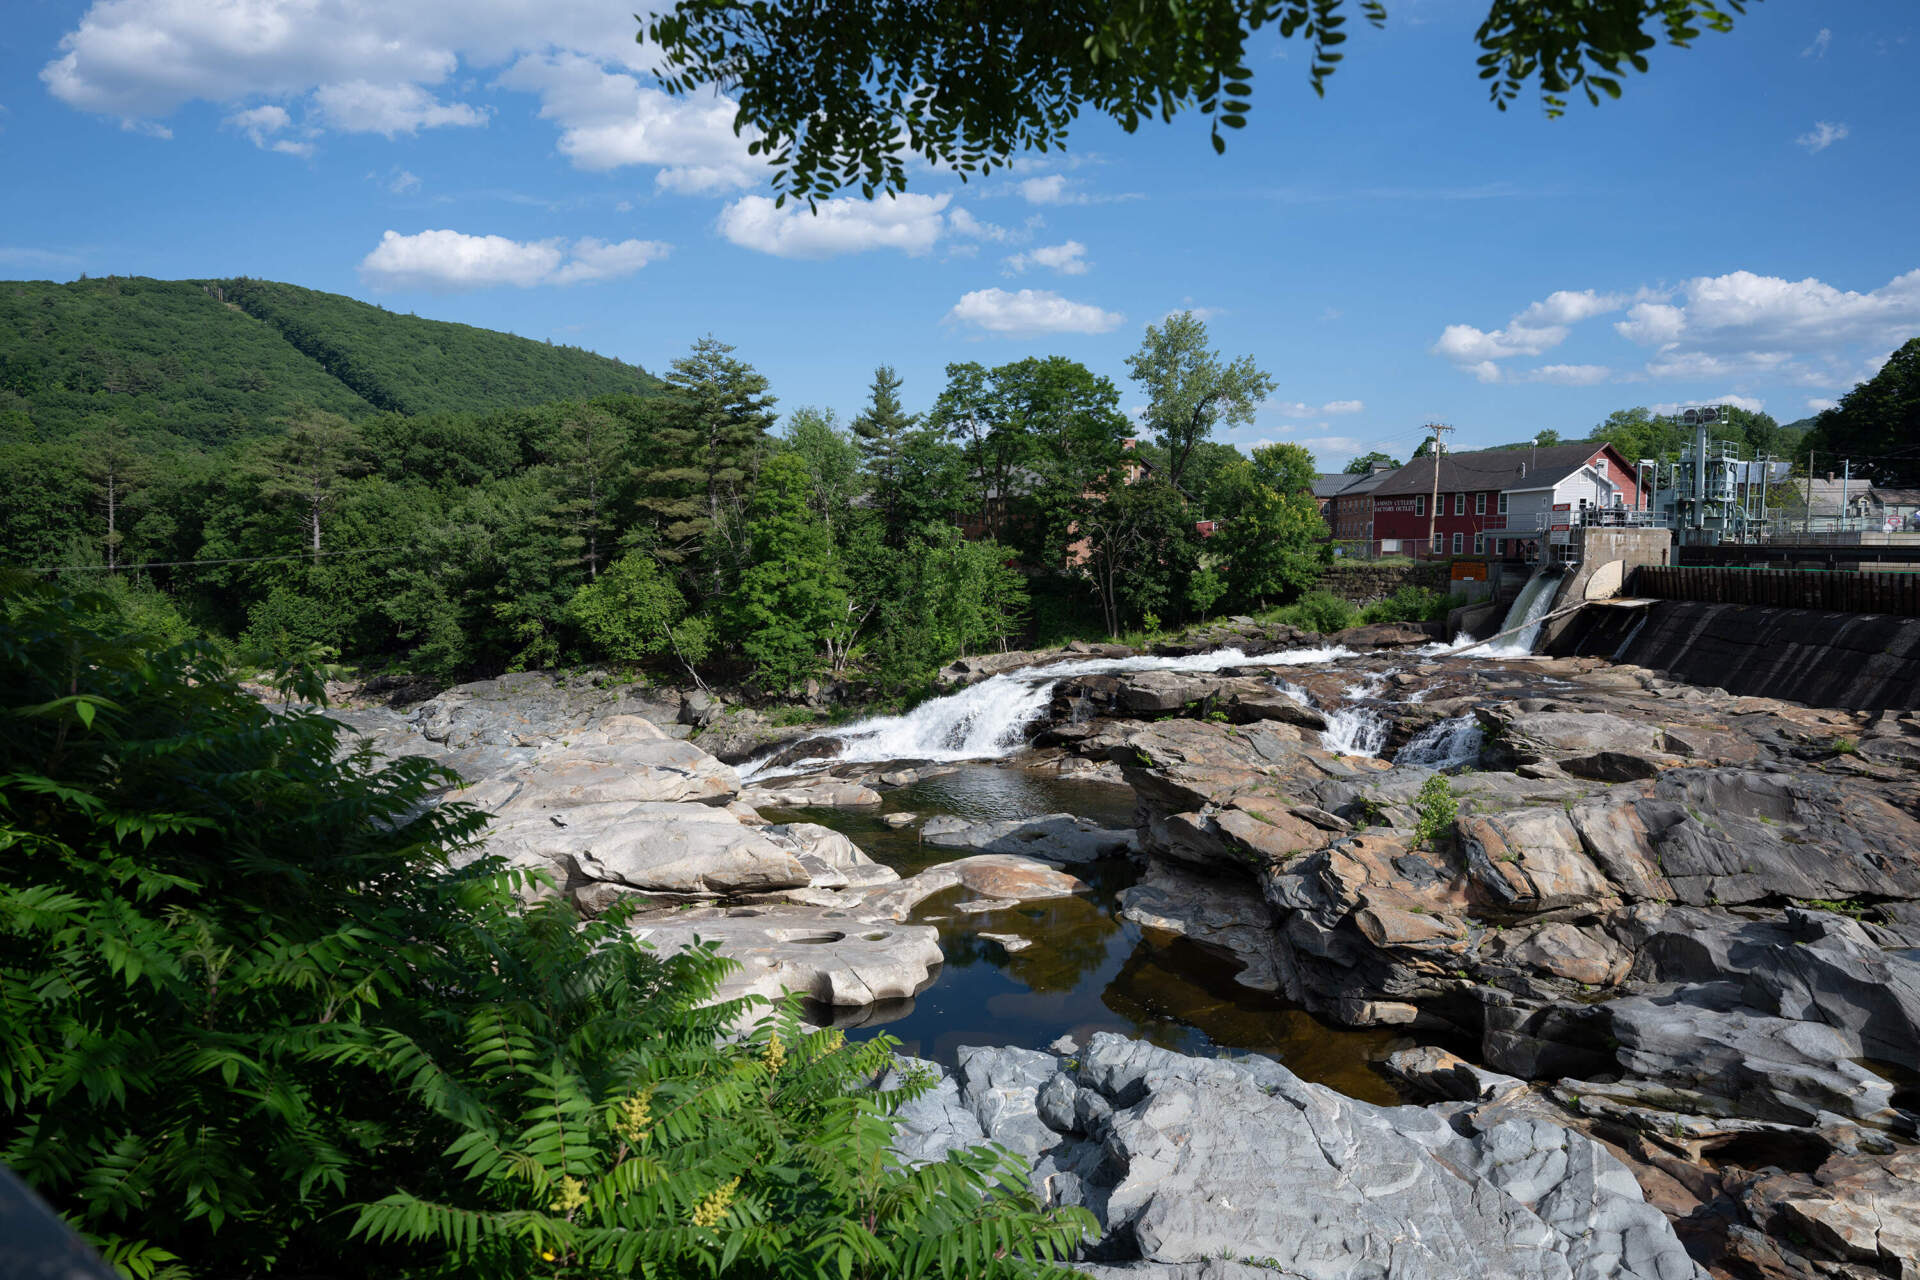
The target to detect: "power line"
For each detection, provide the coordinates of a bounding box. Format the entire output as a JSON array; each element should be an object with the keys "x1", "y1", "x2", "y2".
[{"x1": 30, "y1": 543, "x2": 421, "y2": 574}]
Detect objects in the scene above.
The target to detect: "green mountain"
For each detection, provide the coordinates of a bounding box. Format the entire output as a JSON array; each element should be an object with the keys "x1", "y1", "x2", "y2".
[{"x1": 0, "y1": 276, "x2": 657, "y2": 444}]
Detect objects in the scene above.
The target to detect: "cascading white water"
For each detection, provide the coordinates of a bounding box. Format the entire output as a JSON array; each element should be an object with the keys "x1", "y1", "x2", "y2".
[
  {"x1": 742, "y1": 645, "x2": 1356, "y2": 776},
  {"x1": 1471, "y1": 571, "x2": 1561, "y2": 657},
  {"x1": 1319, "y1": 705, "x2": 1388, "y2": 757},
  {"x1": 1394, "y1": 714, "x2": 1484, "y2": 769}
]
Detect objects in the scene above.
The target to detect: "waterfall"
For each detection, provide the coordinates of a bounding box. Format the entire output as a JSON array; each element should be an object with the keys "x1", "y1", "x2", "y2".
[
  {"x1": 1320, "y1": 705, "x2": 1388, "y2": 757},
  {"x1": 1470, "y1": 570, "x2": 1562, "y2": 657},
  {"x1": 1394, "y1": 715, "x2": 1484, "y2": 769},
  {"x1": 743, "y1": 645, "x2": 1356, "y2": 776}
]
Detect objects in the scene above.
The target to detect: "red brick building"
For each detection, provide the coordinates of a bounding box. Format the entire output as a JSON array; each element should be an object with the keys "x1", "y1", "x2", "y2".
[{"x1": 1370, "y1": 442, "x2": 1640, "y2": 559}]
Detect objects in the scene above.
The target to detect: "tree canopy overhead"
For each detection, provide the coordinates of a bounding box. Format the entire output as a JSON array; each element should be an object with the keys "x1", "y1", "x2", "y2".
[{"x1": 644, "y1": 0, "x2": 1759, "y2": 205}]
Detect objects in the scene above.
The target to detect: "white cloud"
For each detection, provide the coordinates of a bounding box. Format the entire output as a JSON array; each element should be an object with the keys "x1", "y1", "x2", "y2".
[
  {"x1": 222, "y1": 103, "x2": 311, "y2": 156},
  {"x1": 718, "y1": 193, "x2": 951, "y2": 259},
  {"x1": 549, "y1": 235, "x2": 668, "y2": 283},
  {"x1": 1805, "y1": 397, "x2": 1838, "y2": 412},
  {"x1": 1796, "y1": 121, "x2": 1848, "y2": 153},
  {"x1": 1321, "y1": 399, "x2": 1364, "y2": 414},
  {"x1": 945, "y1": 288, "x2": 1123, "y2": 336},
  {"x1": 1019, "y1": 175, "x2": 1074, "y2": 205},
  {"x1": 1617, "y1": 268, "x2": 1920, "y2": 368},
  {"x1": 949, "y1": 208, "x2": 1014, "y2": 242},
  {"x1": 37, "y1": 2, "x2": 749, "y2": 190},
  {"x1": 495, "y1": 53, "x2": 763, "y2": 193},
  {"x1": 1012, "y1": 171, "x2": 1140, "y2": 206},
  {"x1": 1004, "y1": 240, "x2": 1089, "y2": 276},
  {"x1": 1433, "y1": 288, "x2": 1630, "y2": 375},
  {"x1": 1802, "y1": 28, "x2": 1831, "y2": 58},
  {"x1": 358, "y1": 228, "x2": 666, "y2": 292},
  {"x1": 1524, "y1": 364, "x2": 1613, "y2": 386},
  {"x1": 1268, "y1": 401, "x2": 1316, "y2": 418},
  {"x1": 389, "y1": 168, "x2": 421, "y2": 194},
  {"x1": 1297, "y1": 435, "x2": 1367, "y2": 458},
  {"x1": 312, "y1": 80, "x2": 486, "y2": 135}
]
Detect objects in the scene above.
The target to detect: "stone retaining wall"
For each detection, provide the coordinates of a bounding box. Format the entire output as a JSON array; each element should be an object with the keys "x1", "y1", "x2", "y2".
[{"x1": 1319, "y1": 560, "x2": 1450, "y2": 605}]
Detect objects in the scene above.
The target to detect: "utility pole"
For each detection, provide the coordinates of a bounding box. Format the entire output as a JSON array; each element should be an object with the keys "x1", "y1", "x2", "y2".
[
  {"x1": 1841, "y1": 458, "x2": 1851, "y2": 531},
  {"x1": 1806, "y1": 450, "x2": 1814, "y2": 534},
  {"x1": 1424, "y1": 422, "x2": 1451, "y2": 559}
]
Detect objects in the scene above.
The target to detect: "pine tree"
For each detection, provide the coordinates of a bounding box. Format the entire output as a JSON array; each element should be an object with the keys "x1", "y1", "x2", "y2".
[
  {"x1": 635, "y1": 337, "x2": 776, "y2": 594},
  {"x1": 74, "y1": 419, "x2": 149, "y2": 574},
  {"x1": 733, "y1": 452, "x2": 846, "y2": 691},
  {"x1": 849, "y1": 365, "x2": 918, "y2": 545},
  {"x1": 245, "y1": 408, "x2": 370, "y2": 564},
  {"x1": 545, "y1": 404, "x2": 629, "y2": 579}
]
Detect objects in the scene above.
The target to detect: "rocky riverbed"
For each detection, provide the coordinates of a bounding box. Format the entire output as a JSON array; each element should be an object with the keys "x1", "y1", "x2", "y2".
[{"x1": 332, "y1": 621, "x2": 1920, "y2": 1279}]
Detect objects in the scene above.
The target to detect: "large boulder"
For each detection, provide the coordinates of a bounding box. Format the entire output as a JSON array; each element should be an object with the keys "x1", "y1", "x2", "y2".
[
  {"x1": 739, "y1": 775, "x2": 884, "y2": 808},
  {"x1": 895, "y1": 1034, "x2": 1704, "y2": 1280},
  {"x1": 630, "y1": 905, "x2": 942, "y2": 1007},
  {"x1": 1611, "y1": 769, "x2": 1920, "y2": 907},
  {"x1": 920, "y1": 813, "x2": 1137, "y2": 863},
  {"x1": 1117, "y1": 862, "x2": 1291, "y2": 991},
  {"x1": 479, "y1": 802, "x2": 811, "y2": 901},
  {"x1": 849, "y1": 855, "x2": 1090, "y2": 920}
]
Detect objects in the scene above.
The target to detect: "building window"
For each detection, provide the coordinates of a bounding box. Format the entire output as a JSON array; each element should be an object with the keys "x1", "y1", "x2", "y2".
[
  {"x1": 1414, "y1": 494, "x2": 1425, "y2": 517},
  {"x1": 1453, "y1": 492, "x2": 1466, "y2": 516},
  {"x1": 1497, "y1": 492, "x2": 1509, "y2": 515},
  {"x1": 1475, "y1": 492, "x2": 1486, "y2": 515},
  {"x1": 1431, "y1": 533, "x2": 1444, "y2": 555},
  {"x1": 1494, "y1": 538, "x2": 1505, "y2": 556},
  {"x1": 1452, "y1": 531, "x2": 1464, "y2": 555},
  {"x1": 1474, "y1": 532, "x2": 1485, "y2": 554}
]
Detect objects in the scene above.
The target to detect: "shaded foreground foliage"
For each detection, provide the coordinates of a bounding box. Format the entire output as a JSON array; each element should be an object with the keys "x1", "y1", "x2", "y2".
[
  {"x1": 0, "y1": 577, "x2": 1094, "y2": 1278},
  {"x1": 646, "y1": 0, "x2": 1758, "y2": 205}
]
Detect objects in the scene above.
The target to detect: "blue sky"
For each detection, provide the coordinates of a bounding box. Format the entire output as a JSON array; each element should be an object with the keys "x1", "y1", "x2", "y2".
[{"x1": 3, "y1": 0, "x2": 1915, "y2": 468}]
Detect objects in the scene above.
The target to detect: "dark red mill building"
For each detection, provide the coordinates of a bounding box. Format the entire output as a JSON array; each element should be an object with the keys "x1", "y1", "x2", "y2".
[{"x1": 1369, "y1": 441, "x2": 1641, "y2": 558}]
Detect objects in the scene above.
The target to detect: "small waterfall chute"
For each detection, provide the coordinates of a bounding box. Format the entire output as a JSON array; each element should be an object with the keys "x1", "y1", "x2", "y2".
[
  {"x1": 1320, "y1": 705, "x2": 1388, "y2": 757},
  {"x1": 1467, "y1": 569, "x2": 1563, "y2": 657},
  {"x1": 1394, "y1": 715, "x2": 1484, "y2": 769},
  {"x1": 743, "y1": 644, "x2": 1356, "y2": 777}
]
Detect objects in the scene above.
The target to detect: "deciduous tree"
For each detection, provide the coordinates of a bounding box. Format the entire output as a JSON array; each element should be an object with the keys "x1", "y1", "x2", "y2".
[
  {"x1": 645, "y1": 0, "x2": 1757, "y2": 206},
  {"x1": 1126, "y1": 313, "x2": 1274, "y2": 497}
]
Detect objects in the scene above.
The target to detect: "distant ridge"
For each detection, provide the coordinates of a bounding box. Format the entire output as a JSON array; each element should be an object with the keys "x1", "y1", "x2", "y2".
[{"x1": 0, "y1": 276, "x2": 657, "y2": 444}]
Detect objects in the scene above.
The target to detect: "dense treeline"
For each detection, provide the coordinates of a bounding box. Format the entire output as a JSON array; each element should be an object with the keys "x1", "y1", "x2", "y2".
[
  {"x1": 1, "y1": 577, "x2": 1095, "y2": 1278},
  {"x1": 0, "y1": 277, "x2": 657, "y2": 445},
  {"x1": 0, "y1": 314, "x2": 1333, "y2": 695}
]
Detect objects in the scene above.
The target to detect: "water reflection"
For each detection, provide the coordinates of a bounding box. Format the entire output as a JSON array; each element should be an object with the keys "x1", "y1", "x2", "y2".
[{"x1": 766, "y1": 762, "x2": 1406, "y2": 1104}]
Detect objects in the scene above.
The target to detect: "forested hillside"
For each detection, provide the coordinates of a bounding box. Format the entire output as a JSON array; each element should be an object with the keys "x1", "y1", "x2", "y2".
[
  {"x1": 215, "y1": 277, "x2": 659, "y2": 417},
  {"x1": 0, "y1": 277, "x2": 372, "y2": 442},
  {"x1": 0, "y1": 276, "x2": 656, "y2": 443}
]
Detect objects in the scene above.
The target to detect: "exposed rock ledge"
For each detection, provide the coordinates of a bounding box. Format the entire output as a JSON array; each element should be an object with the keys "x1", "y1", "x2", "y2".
[{"x1": 893, "y1": 1033, "x2": 1704, "y2": 1280}]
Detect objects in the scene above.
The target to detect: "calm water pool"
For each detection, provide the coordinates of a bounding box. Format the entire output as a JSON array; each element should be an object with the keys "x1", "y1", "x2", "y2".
[{"x1": 766, "y1": 763, "x2": 1410, "y2": 1104}]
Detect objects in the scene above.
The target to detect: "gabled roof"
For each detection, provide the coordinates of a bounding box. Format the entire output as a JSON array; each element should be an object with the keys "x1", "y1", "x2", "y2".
[
  {"x1": 1312, "y1": 467, "x2": 1398, "y2": 500},
  {"x1": 1370, "y1": 441, "x2": 1629, "y2": 498}
]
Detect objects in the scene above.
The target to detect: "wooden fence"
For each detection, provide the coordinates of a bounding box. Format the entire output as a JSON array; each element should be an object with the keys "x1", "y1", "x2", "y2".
[{"x1": 1630, "y1": 565, "x2": 1920, "y2": 619}]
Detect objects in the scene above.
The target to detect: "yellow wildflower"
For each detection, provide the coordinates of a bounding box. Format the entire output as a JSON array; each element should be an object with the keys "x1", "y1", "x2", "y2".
[
  {"x1": 550, "y1": 1175, "x2": 588, "y2": 1215},
  {"x1": 614, "y1": 1086, "x2": 655, "y2": 1145},
  {"x1": 690, "y1": 1176, "x2": 740, "y2": 1229},
  {"x1": 541, "y1": 1250, "x2": 557, "y2": 1262},
  {"x1": 762, "y1": 1030, "x2": 786, "y2": 1075}
]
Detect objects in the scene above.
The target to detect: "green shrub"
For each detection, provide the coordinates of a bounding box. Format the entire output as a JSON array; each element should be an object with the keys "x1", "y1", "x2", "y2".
[
  {"x1": 0, "y1": 577, "x2": 1094, "y2": 1279},
  {"x1": 1359, "y1": 586, "x2": 1453, "y2": 626},
  {"x1": 1411, "y1": 775, "x2": 1458, "y2": 850},
  {"x1": 1260, "y1": 590, "x2": 1356, "y2": 634}
]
